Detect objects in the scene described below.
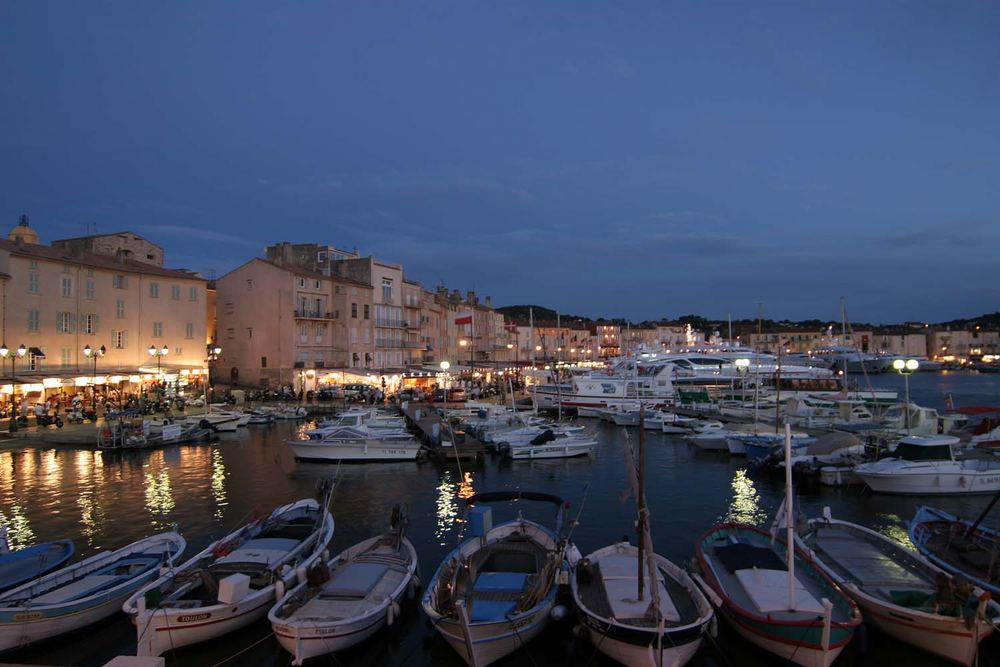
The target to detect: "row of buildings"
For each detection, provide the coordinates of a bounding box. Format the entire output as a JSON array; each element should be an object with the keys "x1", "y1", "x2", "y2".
[{"x1": 2, "y1": 216, "x2": 996, "y2": 405}]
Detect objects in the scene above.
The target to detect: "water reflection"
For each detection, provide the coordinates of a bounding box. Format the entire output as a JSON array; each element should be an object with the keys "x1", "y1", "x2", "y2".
[
  {"x1": 0, "y1": 504, "x2": 36, "y2": 549},
  {"x1": 77, "y1": 491, "x2": 106, "y2": 545},
  {"x1": 873, "y1": 513, "x2": 915, "y2": 549},
  {"x1": 144, "y1": 469, "x2": 176, "y2": 525},
  {"x1": 724, "y1": 469, "x2": 767, "y2": 525},
  {"x1": 434, "y1": 470, "x2": 476, "y2": 545},
  {"x1": 211, "y1": 448, "x2": 227, "y2": 518}
]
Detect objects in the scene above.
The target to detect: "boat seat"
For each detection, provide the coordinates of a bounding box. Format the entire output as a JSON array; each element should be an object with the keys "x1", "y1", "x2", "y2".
[
  {"x1": 468, "y1": 571, "x2": 532, "y2": 622},
  {"x1": 735, "y1": 568, "x2": 825, "y2": 614},
  {"x1": 321, "y1": 562, "x2": 389, "y2": 599}
]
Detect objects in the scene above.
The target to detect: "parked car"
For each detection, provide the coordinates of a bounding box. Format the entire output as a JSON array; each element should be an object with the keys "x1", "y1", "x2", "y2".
[{"x1": 341, "y1": 384, "x2": 367, "y2": 398}]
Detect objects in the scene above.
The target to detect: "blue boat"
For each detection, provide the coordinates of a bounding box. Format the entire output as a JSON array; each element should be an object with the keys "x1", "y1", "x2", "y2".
[
  {"x1": 738, "y1": 435, "x2": 814, "y2": 463},
  {"x1": 0, "y1": 529, "x2": 74, "y2": 593}
]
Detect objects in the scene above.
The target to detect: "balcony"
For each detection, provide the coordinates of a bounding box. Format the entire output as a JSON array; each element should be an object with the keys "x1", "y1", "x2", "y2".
[
  {"x1": 375, "y1": 339, "x2": 403, "y2": 349},
  {"x1": 374, "y1": 319, "x2": 405, "y2": 329},
  {"x1": 404, "y1": 320, "x2": 420, "y2": 330},
  {"x1": 403, "y1": 340, "x2": 425, "y2": 349},
  {"x1": 294, "y1": 310, "x2": 336, "y2": 320}
]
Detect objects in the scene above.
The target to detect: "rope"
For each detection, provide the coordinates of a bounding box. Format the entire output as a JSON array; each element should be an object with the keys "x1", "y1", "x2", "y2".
[
  {"x1": 207, "y1": 632, "x2": 275, "y2": 667},
  {"x1": 700, "y1": 622, "x2": 737, "y2": 667},
  {"x1": 508, "y1": 614, "x2": 541, "y2": 667},
  {"x1": 582, "y1": 619, "x2": 615, "y2": 667}
]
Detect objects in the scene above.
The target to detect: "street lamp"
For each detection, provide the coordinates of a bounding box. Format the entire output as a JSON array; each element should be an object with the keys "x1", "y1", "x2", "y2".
[
  {"x1": 148, "y1": 344, "x2": 169, "y2": 406},
  {"x1": 892, "y1": 358, "x2": 919, "y2": 434},
  {"x1": 83, "y1": 344, "x2": 106, "y2": 415}
]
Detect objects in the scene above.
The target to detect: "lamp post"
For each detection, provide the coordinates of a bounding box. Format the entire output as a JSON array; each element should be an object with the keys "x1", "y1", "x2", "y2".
[
  {"x1": 207, "y1": 342, "x2": 222, "y2": 409},
  {"x1": 439, "y1": 360, "x2": 450, "y2": 394},
  {"x1": 892, "y1": 358, "x2": 919, "y2": 434},
  {"x1": 1, "y1": 344, "x2": 27, "y2": 431},
  {"x1": 148, "y1": 344, "x2": 169, "y2": 406},
  {"x1": 83, "y1": 344, "x2": 106, "y2": 415}
]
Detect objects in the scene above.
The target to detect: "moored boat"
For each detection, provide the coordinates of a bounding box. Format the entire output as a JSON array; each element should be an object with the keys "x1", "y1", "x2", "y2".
[
  {"x1": 0, "y1": 530, "x2": 184, "y2": 652},
  {"x1": 853, "y1": 435, "x2": 1000, "y2": 495},
  {"x1": 422, "y1": 491, "x2": 580, "y2": 666},
  {"x1": 286, "y1": 426, "x2": 421, "y2": 462},
  {"x1": 909, "y1": 504, "x2": 999, "y2": 596},
  {"x1": 801, "y1": 509, "x2": 998, "y2": 665},
  {"x1": 0, "y1": 529, "x2": 74, "y2": 593},
  {"x1": 127, "y1": 492, "x2": 334, "y2": 657},
  {"x1": 269, "y1": 505, "x2": 418, "y2": 664}
]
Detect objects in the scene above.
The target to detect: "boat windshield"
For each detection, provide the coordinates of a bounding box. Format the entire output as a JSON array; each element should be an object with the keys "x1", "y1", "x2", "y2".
[{"x1": 894, "y1": 443, "x2": 952, "y2": 461}]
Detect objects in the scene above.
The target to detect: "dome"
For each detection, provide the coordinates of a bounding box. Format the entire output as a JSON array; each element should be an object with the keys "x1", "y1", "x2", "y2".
[{"x1": 8, "y1": 214, "x2": 40, "y2": 244}]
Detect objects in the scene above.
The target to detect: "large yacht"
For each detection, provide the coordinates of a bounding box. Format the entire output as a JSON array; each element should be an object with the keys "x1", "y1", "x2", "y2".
[
  {"x1": 654, "y1": 351, "x2": 834, "y2": 385},
  {"x1": 531, "y1": 359, "x2": 677, "y2": 413}
]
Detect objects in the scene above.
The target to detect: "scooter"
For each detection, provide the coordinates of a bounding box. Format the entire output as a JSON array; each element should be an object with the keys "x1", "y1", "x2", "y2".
[{"x1": 35, "y1": 412, "x2": 63, "y2": 428}]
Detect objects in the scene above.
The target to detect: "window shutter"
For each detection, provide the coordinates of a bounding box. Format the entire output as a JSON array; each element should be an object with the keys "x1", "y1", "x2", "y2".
[
  {"x1": 111, "y1": 329, "x2": 117, "y2": 347},
  {"x1": 123, "y1": 330, "x2": 128, "y2": 348},
  {"x1": 70, "y1": 313, "x2": 76, "y2": 334},
  {"x1": 93, "y1": 314, "x2": 99, "y2": 333}
]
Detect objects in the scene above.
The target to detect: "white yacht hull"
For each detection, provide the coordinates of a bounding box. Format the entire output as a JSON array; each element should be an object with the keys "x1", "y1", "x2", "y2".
[
  {"x1": 502, "y1": 440, "x2": 596, "y2": 460},
  {"x1": 855, "y1": 469, "x2": 1000, "y2": 495},
  {"x1": 287, "y1": 440, "x2": 420, "y2": 462}
]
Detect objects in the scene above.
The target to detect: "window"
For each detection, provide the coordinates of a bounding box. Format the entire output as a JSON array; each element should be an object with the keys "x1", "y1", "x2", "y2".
[
  {"x1": 299, "y1": 324, "x2": 308, "y2": 343},
  {"x1": 113, "y1": 274, "x2": 127, "y2": 289},
  {"x1": 317, "y1": 251, "x2": 327, "y2": 262},
  {"x1": 85, "y1": 279, "x2": 95, "y2": 300},
  {"x1": 28, "y1": 351, "x2": 40, "y2": 372},
  {"x1": 351, "y1": 327, "x2": 358, "y2": 343},
  {"x1": 60, "y1": 348, "x2": 72, "y2": 369},
  {"x1": 363, "y1": 327, "x2": 370, "y2": 343},
  {"x1": 85, "y1": 314, "x2": 98, "y2": 334},
  {"x1": 28, "y1": 273, "x2": 39, "y2": 293},
  {"x1": 152, "y1": 322, "x2": 163, "y2": 337},
  {"x1": 260, "y1": 356, "x2": 268, "y2": 368},
  {"x1": 246, "y1": 327, "x2": 253, "y2": 339},
  {"x1": 189, "y1": 286, "x2": 198, "y2": 301},
  {"x1": 57, "y1": 312, "x2": 73, "y2": 334},
  {"x1": 27, "y1": 309, "x2": 39, "y2": 332},
  {"x1": 381, "y1": 277, "x2": 393, "y2": 303},
  {"x1": 364, "y1": 304, "x2": 370, "y2": 320},
  {"x1": 174, "y1": 347, "x2": 182, "y2": 355},
  {"x1": 297, "y1": 277, "x2": 305, "y2": 288},
  {"x1": 246, "y1": 279, "x2": 254, "y2": 290},
  {"x1": 185, "y1": 323, "x2": 194, "y2": 339},
  {"x1": 314, "y1": 280, "x2": 321, "y2": 289},
  {"x1": 149, "y1": 282, "x2": 159, "y2": 298},
  {"x1": 351, "y1": 303, "x2": 358, "y2": 318},
  {"x1": 113, "y1": 330, "x2": 128, "y2": 349},
  {"x1": 29, "y1": 260, "x2": 38, "y2": 269},
  {"x1": 116, "y1": 299, "x2": 125, "y2": 318},
  {"x1": 171, "y1": 284, "x2": 181, "y2": 300},
  {"x1": 61, "y1": 276, "x2": 72, "y2": 297},
  {"x1": 226, "y1": 327, "x2": 234, "y2": 340}
]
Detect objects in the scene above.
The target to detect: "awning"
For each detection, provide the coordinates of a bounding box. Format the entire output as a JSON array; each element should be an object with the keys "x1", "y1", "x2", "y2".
[{"x1": 28, "y1": 347, "x2": 45, "y2": 357}]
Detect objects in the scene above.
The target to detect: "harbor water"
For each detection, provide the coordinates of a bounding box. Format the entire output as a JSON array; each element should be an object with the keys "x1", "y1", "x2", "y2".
[{"x1": 1, "y1": 371, "x2": 998, "y2": 666}]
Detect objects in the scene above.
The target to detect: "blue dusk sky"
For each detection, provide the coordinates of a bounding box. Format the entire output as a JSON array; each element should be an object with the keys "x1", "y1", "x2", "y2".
[{"x1": 2, "y1": 2, "x2": 998, "y2": 323}]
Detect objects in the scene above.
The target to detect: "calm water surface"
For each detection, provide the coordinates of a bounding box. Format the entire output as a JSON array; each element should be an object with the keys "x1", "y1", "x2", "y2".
[{"x1": 2, "y1": 371, "x2": 998, "y2": 666}]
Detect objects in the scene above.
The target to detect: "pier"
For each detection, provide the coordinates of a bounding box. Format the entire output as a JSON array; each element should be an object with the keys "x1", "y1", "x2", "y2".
[{"x1": 401, "y1": 401, "x2": 486, "y2": 463}]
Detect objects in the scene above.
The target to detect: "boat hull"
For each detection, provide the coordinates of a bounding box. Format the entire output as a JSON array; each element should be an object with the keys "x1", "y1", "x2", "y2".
[
  {"x1": 432, "y1": 602, "x2": 552, "y2": 666},
  {"x1": 856, "y1": 470, "x2": 1000, "y2": 495},
  {"x1": 287, "y1": 441, "x2": 419, "y2": 462}
]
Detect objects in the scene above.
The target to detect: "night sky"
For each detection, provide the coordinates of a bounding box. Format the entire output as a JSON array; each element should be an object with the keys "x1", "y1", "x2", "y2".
[{"x1": 2, "y1": 2, "x2": 998, "y2": 323}]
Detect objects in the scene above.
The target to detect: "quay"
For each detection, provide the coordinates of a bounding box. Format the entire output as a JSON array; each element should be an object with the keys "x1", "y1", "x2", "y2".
[{"x1": 401, "y1": 401, "x2": 487, "y2": 463}]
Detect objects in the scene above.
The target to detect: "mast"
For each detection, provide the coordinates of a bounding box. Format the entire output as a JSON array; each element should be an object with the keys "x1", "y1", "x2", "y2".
[
  {"x1": 637, "y1": 404, "x2": 647, "y2": 600},
  {"x1": 784, "y1": 423, "x2": 796, "y2": 610},
  {"x1": 556, "y1": 311, "x2": 563, "y2": 422},
  {"x1": 774, "y1": 342, "x2": 782, "y2": 434}
]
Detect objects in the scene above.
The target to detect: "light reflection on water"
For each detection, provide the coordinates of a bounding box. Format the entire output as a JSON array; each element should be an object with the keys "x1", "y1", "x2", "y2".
[
  {"x1": 724, "y1": 469, "x2": 767, "y2": 525},
  {"x1": 144, "y1": 469, "x2": 175, "y2": 525},
  {"x1": 0, "y1": 504, "x2": 35, "y2": 549},
  {"x1": 211, "y1": 448, "x2": 227, "y2": 518}
]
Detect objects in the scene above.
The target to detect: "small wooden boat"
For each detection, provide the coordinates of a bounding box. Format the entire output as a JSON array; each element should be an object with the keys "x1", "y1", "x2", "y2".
[
  {"x1": 802, "y1": 510, "x2": 998, "y2": 665},
  {"x1": 423, "y1": 491, "x2": 581, "y2": 667},
  {"x1": 0, "y1": 528, "x2": 74, "y2": 593},
  {"x1": 127, "y1": 490, "x2": 335, "y2": 657},
  {"x1": 693, "y1": 427, "x2": 861, "y2": 667},
  {"x1": 269, "y1": 505, "x2": 418, "y2": 664},
  {"x1": 0, "y1": 530, "x2": 184, "y2": 652},
  {"x1": 909, "y1": 504, "x2": 999, "y2": 596}
]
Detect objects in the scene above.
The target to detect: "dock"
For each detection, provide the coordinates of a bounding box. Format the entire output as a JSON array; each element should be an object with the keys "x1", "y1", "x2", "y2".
[{"x1": 401, "y1": 401, "x2": 486, "y2": 463}]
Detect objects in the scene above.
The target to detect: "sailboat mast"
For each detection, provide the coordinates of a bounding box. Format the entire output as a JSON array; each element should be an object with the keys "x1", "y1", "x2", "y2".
[
  {"x1": 637, "y1": 404, "x2": 647, "y2": 601},
  {"x1": 784, "y1": 423, "x2": 796, "y2": 610}
]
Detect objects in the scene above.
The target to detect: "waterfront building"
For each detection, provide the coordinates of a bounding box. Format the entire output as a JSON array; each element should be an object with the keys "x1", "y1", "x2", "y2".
[
  {"x1": 0, "y1": 217, "x2": 208, "y2": 407},
  {"x1": 595, "y1": 323, "x2": 621, "y2": 358},
  {"x1": 870, "y1": 330, "x2": 930, "y2": 357},
  {"x1": 928, "y1": 327, "x2": 1000, "y2": 362},
  {"x1": 213, "y1": 257, "x2": 374, "y2": 390}
]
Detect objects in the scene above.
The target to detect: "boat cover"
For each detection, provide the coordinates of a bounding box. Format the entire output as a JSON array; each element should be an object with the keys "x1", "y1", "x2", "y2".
[
  {"x1": 714, "y1": 543, "x2": 786, "y2": 574},
  {"x1": 806, "y1": 432, "x2": 860, "y2": 456},
  {"x1": 735, "y1": 568, "x2": 825, "y2": 614},
  {"x1": 322, "y1": 562, "x2": 388, "y2": 599}
]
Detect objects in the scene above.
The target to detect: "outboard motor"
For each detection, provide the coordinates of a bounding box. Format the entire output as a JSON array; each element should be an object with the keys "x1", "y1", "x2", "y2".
[{"x1": 530, "y1": 429, "x2": 556, "y2": 446}]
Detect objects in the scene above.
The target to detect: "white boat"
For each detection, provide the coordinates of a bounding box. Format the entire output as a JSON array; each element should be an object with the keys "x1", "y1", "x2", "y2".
[
  {"x1": 499, "y1": 436, "x2": 597, "y2": 460},
  {"x1": 286, "y1": 427, "x2": 421, "y2": 462},
  {"x1": 0, "y1": 531, "x2": 185, "y2": 651},
  {"x1": 184, "y1": 411, "x2": 240, "y2": 432},
  {"x1": 801, "y1": 510, "x2": 999, "y2": 665},
  {"x1": 481, "y1": 422, "x2": 586, "y2": 447},
  {"x1": 661, "y1": 352, "x2": 834, "y2": 385},
  {"x1": 423, "y1": 491, "x2": 580, "y2": 666},
  {"x1": 269, "y1": 505, "x2": 418, "y2": 664},
  {"x1": 532, "y1": 360, "x2": 677, "y2": 414},
  {"x1": 127, "y1": 496, "x2": 335, "y2": 657},
  {"x1": 818, "y1": 465, "x2": 863, "y2": 487},
  {"x1": 686, "y1": 422, "x2": 729, "y2": 451},
  {"x1": 853, "y1": 435, "x2": 1000, "y2": 495}
]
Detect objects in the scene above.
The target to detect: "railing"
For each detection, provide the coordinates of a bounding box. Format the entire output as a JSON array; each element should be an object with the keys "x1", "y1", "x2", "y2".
[
  {"x1": 294, "y1": 310, "x2": 335, "y2": 319},
  {"x1": 375, "y1": 339, "x2": 404, "y2": 348},
  {"x1": 374, "y1": 319, "x2": 404, "y2": 328}
]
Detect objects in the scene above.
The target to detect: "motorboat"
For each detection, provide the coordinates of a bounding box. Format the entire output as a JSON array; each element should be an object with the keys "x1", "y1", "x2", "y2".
[
  {"x1": 532, "y1": 361, "x2": 677, "y2": 414},
  {"x1": 128, "y1": 495, "x2": 334, "y2": 657},
  {"x1": 693, "y1": 428, "x2": 861, "y2": 667},
  {"x1": 0, "y1": 528, "x2": 73, "y2": 593},
  {"x1": 853, "y1": 435, "x2": 1000, "y2": 495},
  {"x1": 183, "y1": 411, "x2": 240, "y2": 432},
  {"x1": 423, "y1": 491, "x2": 580, "y2": 666},
  {"x1": 661, "y1": 352, "x2": 834, "y2": 385},
  {"x1": 909, "y1": 504, "x2": 999, "y2": 596},
  {"x1": 269, "y1": 505, "x2": 418, "y2": 664},
  {"x1": 801, "y1": 509, "x2": 998, "y2": 665},
  {"x1": 685, "y1": 422, "x2": 729, "y2": 450},
  {"x1": 499, "y1": 434, "x2": 597, "y2": 460},
  {"x1": 286, "y1": 427, "x2": 420, "y2": 462},
  {"x1": 724, "y1": 430, "x2": 812, "y2": 457},
  {"x1": 0, "y1": 530, "x2": 184, "y2": 651}
]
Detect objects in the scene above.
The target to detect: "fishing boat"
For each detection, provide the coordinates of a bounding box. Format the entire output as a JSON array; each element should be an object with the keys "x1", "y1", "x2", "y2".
[
  {"x1": 801, "y1": 509, "x2": 998, "y2": 665},
  {"x1": 423, "y1": 491, "x2": 581, "y2": 666},
  {"x1": 909, "y1": 503, "x2": 1000, "y2": 596},
  {"x1": 573, "y1": 409, "x2": 715, "y2": 666},
  {"x1": 853, "y1": 435, "x2": 1000, "y2": 495},
  {"x1": 269, "y1": 505, "x2": 418, "y2": 664},
  {"x1": 0, "y1": 530, "x2": 184, "y2": 652},
  {"x1": 285, "y1": 426, "x2": 421, "y2": 462},
  {"x1": 127, "y1": 491, "x2": 335, "y2": 657},
  {"x1": 693, "y1": 426, "x2": 862, "y2": 667},
  {"x1": 0, "y1": 528, "x2": 74, "y2": 593}
]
